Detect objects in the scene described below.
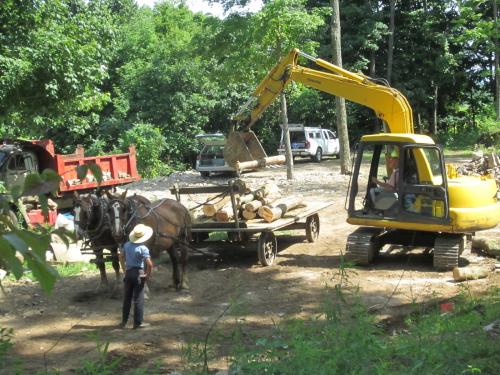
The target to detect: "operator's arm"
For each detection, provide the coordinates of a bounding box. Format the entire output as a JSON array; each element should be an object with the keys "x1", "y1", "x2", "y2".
[{"x1": 371, "y1": 176, "x2": 396, "y2": 192}]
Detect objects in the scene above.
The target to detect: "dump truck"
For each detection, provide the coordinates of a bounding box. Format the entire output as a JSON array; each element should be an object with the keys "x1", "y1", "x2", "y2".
[
  {"x1": 228, "y1": 48, "x2": 500, "y2": 270},
  {"x1": 0, "y1": 139, "x2": 140, "y2": 226}
]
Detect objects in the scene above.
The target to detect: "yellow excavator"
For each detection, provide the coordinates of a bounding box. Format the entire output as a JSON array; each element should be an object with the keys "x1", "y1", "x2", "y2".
[{"x1": 226, "y1": 48, "x2": 500, "y2": 270}]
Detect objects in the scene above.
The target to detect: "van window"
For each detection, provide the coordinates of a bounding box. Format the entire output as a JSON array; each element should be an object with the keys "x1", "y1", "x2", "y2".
[
  {"x1": 322, "y1": 130, "x2": 328, "y2": 139},
  {"x1": 315, "y1": 132, "x2": 321, "y2": 138},
  {"x1": 327, "y1": 130, "x2": 336, "y2": 139},
  {"x1": 308, "y1": 132, "x2": 314, "y2": 138}
]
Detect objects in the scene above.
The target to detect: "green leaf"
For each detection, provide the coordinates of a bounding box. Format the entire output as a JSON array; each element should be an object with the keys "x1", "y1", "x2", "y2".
[
  {"x1": 50, "y1": 229, "x2": 75, "y2": 248},
  {"x1": 76, "y1": 165, "x2": 89, "y2": 181},
  {"x1": 24, "y1": 251, "x2": 58, "y2": 294},
  {"x1": 0, "y1": 236, "x2": 24, "y2": 279},
  {"x1": 2, "y1": 231, "x2": 29, "y2": 255},
  {"x1": 16, "y1": 229, "x2": 50, "y2": 260},
  {"x1": 87, "y1": 163, "x2": 103, "y2": 185},
  {"x1": 22, "y1": 171, "x2": 60, "y2": 196}
]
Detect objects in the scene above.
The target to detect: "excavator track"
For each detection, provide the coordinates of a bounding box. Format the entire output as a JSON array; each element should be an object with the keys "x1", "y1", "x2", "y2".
[
  {"x1": 345, "y1": 227, "x2": 382, "y2": 265},
  {"x1": 433, "y1": 234, "x2": 461, "y2": 270}
]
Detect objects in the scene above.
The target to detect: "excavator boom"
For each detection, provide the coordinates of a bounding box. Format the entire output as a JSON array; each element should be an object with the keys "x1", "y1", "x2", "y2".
[{"x1": 233, "y1": 48, "x2": 414, "y2": 134}]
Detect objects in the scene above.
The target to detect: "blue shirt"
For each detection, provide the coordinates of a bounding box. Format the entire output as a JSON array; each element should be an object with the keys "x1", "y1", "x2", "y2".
[{"x1": 123, "y1": 242, "x2": 151, "y2": 270}]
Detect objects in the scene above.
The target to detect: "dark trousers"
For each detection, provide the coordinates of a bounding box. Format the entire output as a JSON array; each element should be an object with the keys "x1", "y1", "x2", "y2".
[{"x1": 122, "y1": 268, "x2": 145, "y2": 326}]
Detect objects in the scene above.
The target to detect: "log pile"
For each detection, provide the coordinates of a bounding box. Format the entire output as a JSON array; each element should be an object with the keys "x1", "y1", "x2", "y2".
[
  {"x1": 195, "y1": 181, "x2": 307, "y2": 224},
  {"x1": 455, "y1": 151, "x2": 500, "y2": 186}
]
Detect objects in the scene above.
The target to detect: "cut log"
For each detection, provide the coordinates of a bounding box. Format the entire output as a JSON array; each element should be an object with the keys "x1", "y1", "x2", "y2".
[
  {"x1": 242, "y1": 209, "x2": 257, "y2": 220},
  {"x1": 215, "y1": 202, "x2": 234, "y2": 222},
  {"x1": 235, "y1": 155, "x2": 285, "y2": 171},
  {"x1": 203, "y1": 196, "x2": 231, "y2": 217},
  {"x1": 254, "y1": 182, "x2": 280, "y2": 199},
  {"x1": 244, "y1": 200, "x2": 263, "y2": 212},
  {"x1": 258, "y1": 195, "x2": 305, "y2": 223},
  {"x1": 453, "y1": 266, "x2": 490, "y2": 282},
  {"x1": 239, "y1": 193, "x2": 256, "y2": 205}
]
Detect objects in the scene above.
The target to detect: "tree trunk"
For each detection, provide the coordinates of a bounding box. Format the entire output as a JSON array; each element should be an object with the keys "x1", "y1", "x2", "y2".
[
  {"x1": 330, "y1": 0, "x2": 351, "y2": 175},
  {"x1": 432, "y1": 84, "x2": 438, "y2": 135},
  {"x1": 280, "y1": 94, "x2": 294, "y2": 180},
  {"x1": 387, "y1": 0, "x2": 395, "y2": 84},
  {"x1": 494, "y1": 0, "x2": 500, "y2": 120}
]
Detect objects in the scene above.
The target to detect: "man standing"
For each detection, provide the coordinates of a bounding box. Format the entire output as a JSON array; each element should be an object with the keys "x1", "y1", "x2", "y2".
[{"x1": 119, "y1": 223, "x2": 154, "y2": 329}]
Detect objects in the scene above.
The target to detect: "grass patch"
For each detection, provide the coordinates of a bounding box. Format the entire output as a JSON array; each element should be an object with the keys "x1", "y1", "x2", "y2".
[
  {"x1": 187, "y1": 286, "x2": 500, "y2": 375},
  {"x1": 5, "y1": 261, "x2": 113, "y2": 283}
]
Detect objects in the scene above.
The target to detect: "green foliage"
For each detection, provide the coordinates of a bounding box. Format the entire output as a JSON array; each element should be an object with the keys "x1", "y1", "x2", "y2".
[
  {"x1": 0, "y1": 0, "x2": 497, "y2": 171},
  {"x1": 77, "y1": 334, "x2": 122, "y2": 375},
  {"x1": 218, "y1": 286, "x2": 500, "y2": 375},
  {"x1": 119, "y1": 123, "x2": 173, "y2": 177},
  {"x1": 0, "y1": 327, "x2": 14, "y2": 361}
]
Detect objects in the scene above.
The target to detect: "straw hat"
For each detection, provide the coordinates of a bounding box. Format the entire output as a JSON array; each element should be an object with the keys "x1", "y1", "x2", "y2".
[{"x1": 129, "y1": 224, "x2": 153, "y2": 243}]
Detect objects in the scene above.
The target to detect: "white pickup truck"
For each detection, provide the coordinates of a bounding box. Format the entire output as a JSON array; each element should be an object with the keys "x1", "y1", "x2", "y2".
[{"x1": 277, "y1": 124, "x2": 340, "y2": 162}]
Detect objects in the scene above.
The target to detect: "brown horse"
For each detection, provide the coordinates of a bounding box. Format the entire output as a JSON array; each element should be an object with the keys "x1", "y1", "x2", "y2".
[
  {"x1": 106, "y1": 191, "x2": 192, "y2": 290},
  {"x1": 73, "y1": 192, "x2": 120, "y2": 289}
]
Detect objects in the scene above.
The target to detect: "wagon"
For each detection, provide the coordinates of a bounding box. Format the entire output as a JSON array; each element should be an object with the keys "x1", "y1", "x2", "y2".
[{"x1": 170, "y1": 180, "x2": 333, "y2": 266}]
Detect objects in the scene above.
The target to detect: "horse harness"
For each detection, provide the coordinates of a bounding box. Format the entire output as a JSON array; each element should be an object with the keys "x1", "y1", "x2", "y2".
[
  {"x1": 113, "y1": 198, "x2": 188, "y2": 246},
  {"x1": 74, "y1": 195, "x2": 117, "y2": 251}
]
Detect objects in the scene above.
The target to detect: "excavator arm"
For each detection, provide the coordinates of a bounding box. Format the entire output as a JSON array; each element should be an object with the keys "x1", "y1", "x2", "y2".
[{"x1": 233, "y1": 48, "x2": 414, "y2": 134}]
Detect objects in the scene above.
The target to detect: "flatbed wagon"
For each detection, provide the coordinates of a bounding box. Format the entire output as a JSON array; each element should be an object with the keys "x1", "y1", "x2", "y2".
[{"x1": 170, "y1": 181, "x2": 333, "y2": 266}]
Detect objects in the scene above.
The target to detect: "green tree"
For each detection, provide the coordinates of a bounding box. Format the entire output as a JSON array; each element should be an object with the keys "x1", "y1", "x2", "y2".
[{"x1": 0, "y1": 0, "x2": 115, "y2": 150}]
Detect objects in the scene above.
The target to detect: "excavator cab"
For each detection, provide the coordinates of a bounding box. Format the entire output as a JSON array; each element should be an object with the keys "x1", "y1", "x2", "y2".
[{"x1": 348, "y1": 139, "x2": 450, "y2": 225}]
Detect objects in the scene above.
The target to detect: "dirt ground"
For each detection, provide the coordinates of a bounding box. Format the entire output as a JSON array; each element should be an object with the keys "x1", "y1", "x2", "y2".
[{"x1": 1, "y1": 157, "x2": 499, "y2": 374}]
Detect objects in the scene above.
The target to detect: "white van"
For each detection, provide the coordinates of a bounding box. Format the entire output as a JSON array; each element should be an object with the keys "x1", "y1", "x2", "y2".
[{"x1": 277, "y1": 124, "x2": 340, "y2": 162}]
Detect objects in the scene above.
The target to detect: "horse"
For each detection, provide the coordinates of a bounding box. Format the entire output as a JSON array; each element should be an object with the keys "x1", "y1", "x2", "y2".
[
  {"x1": 73, "y1": 192, "x2": 121, "y2": 289},
  {"x1": 106, "y1": 191, "x2": 192, "y2": 291}
]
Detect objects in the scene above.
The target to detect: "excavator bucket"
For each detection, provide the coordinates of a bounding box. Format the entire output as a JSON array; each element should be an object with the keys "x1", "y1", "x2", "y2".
[{"x1": 223, "y1": 131, "x2": 267, "y2": 168}]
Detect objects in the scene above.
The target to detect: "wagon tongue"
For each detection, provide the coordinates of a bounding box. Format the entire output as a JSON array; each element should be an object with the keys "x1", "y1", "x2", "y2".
[{"x1": 223, "y1": 130, "x2": 268, "y2": 167}]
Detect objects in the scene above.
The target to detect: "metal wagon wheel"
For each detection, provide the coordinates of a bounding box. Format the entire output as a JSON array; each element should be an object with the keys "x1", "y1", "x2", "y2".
[
  {"x1": 257, "y1": 231, "x2": 277, "y2": 266},
  {"x1": 305, "y1": 214, "x2": 320, "y2": 242}
]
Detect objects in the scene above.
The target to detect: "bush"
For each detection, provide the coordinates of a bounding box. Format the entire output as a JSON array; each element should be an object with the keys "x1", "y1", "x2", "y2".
[{"x1": 119, "y1": 123, "x2": 174, "y2": 178}]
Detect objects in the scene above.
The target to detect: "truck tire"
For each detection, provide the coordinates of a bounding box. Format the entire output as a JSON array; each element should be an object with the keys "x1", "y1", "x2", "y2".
[
  {"x1": 312, "y1": 148, "x2": 322, "y2": 163},
  {"x1": 200, "y1": 171, "x2": 210, "y2": 178}
]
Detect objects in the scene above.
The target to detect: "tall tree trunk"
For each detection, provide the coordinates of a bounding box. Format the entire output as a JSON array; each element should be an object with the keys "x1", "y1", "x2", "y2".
[
  {"x1": 387, "y1": 0, "x2": 396, "y2": 84},
  {"x1": 494, "y1": 0, "x2": 499, "y2": 120},
  {"x1": 280, "y1": 94, "x2": 294, "y2": 180},
  {"x1": 432, "y1": 84, "x2": 438, "y2": 134},
  {"x1": 330, "y1": 0, "x2": 350, "y2": 175}
]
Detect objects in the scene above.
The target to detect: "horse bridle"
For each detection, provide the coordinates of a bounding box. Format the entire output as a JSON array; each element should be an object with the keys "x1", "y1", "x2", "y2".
[
  {"x1": 110, "y1": 198, "x2": 139, "y2": 241},
  {"x1": 74, "y1": 195, "x2": 109, "y2": 239}
]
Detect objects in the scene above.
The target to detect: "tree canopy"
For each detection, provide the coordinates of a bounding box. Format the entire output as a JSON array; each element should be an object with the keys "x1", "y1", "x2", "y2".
[{"x1": 0, "y1": 0, "x2": 498, "y2": 177}]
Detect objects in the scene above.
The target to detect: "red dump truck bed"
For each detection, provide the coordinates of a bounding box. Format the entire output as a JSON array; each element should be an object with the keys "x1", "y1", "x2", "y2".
[{"x1": 30, "y1": 139, "x2": 140, "y2": 194}]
